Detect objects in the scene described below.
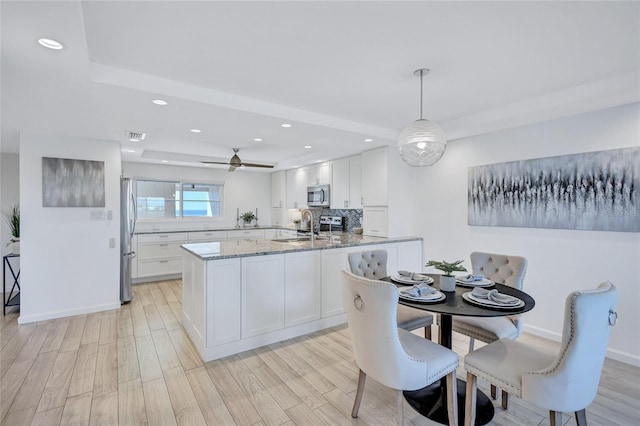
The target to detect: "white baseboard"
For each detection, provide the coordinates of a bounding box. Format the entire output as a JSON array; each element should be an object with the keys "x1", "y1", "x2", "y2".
[
  {"x1": 17, "y1": 301, "x2": 121, "y2": 324},
  {"x1": 523, "y1": 324, "x2": 640, "y2": 367}
]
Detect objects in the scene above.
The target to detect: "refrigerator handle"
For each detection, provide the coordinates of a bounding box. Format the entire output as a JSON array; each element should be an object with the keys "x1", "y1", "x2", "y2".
[{"x1": 130, "y1": 191, "x2": 137, "y2": 237}]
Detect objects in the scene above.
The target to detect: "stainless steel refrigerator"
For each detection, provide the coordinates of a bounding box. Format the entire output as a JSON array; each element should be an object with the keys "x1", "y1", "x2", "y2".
[{"x1": 120, "y1": 177, "x2": 136, "y2": 304}]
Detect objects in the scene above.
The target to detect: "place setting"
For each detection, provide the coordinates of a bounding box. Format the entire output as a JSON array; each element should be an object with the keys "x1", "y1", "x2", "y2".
[
  {"x1": 462, "y1": 287, "x2": 524, "y2": 310},
  {"x1": 456, "y1": 274, "x2": 494, "y2": 288},
  {"x1": 391, "y1": 270, "x2": 435, "y2": 285}
]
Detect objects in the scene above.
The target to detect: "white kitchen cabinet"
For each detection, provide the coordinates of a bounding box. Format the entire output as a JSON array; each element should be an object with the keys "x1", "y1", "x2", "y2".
[
  {"x1": 307, "y1": 163, "x2": 332, "y2": 186},
  {"x1": 271, "y1": 170, "x2": 286, "y2": 208},
  {"x1": 331, "y1": 158, "x2": 350, "y2": 209},
  {"x1": 362, "y1": 207, "x2": 389, "y2": 237},
  {"x1": 264, "y1": 229, "x2": 277, "y2": 240},
  {"x1": 321, "y1": 246, "x2": 360, "y2": 318},
  {"x1": 361, "y1": 147, "x2": 388, "y2": 206},
  {"x1": 136, "y1": 232, "x2": 187, "y2": 278},
  {"x1": 286, "y1": 167, "x2": 308, "y2": 209},
  {"x1": 189, "y1": 230, "x2": 227, "y2": 242},
  {"x1": 206, "y1": 258, "x2": 242, "y2": 346},
  {"x1": 331, "y1": 156, "x2": 362, "y2": 209},
  {"x1": 284, "y1": 251, "x2": 321, "y2": 327},
  {"x1": 349, "y1": 155, "x2": 362, "y2": 209},
  {"x1": 228, "y1": 229, "x2": 265, "y2": 240},
  {"x1": 277, "y1": 229, "x2": 298, "y2": 238},
  {"x1": 241, "y1": 255, "x2": 285, "y2": 338},
  {"x1": 396, "y1": 240, "x2": 423, "y2": 272}
]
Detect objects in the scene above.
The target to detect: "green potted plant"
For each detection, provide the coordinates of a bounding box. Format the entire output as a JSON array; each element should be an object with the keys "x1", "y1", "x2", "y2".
[
  {"x1": 4, "y1": 204, "x2": 20, "y2": 254},
  {"x1": 426, "y1": 259, "x2": 466, "y2": 291},
  {"x1": 240, "y1": 211, "x2": 256, "y2": 227},
  {"x1": 293, "y1": 219, "x2": 301, "y2": 230}
]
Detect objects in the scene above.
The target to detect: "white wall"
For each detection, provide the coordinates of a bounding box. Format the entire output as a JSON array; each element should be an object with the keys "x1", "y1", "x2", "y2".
[
  {"x1": 19, "y1": 133, "x2": 121, "y2": 323},
  {"x1": 412, "y1": 103, "x2": 640, "y2": 365},
  {"x1": 1, "y1": 153, "x2": 20, "y2": 255},
  {"x1": 122, "y1": 162, "x2": 272, "y2": 231}
]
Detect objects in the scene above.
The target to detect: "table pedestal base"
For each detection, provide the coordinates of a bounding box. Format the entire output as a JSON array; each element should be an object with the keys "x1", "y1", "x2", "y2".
[{"x1": 404, "y1": 378, "x2": 494, "y2": 425}]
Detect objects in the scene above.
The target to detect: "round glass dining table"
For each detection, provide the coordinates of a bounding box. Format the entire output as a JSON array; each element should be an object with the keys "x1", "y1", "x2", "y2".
[{"x1": 383, "y1": 275, "x2": 535, "y2": 426}]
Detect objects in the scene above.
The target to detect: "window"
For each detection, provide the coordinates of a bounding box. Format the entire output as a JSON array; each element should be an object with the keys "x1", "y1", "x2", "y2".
[
  {"x1": 135, "y1": 180, "x2": 223, "y2": 219},
  {"x1": 182, "y1": 183, "x2": 222, "y2": 217}
]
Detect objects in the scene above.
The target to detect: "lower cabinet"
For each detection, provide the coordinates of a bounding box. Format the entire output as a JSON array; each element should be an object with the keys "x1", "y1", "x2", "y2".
[
  {"x1": 206, "y1": 258, "x2": 241, "y2": 346},
  {"x1": 321, "y1": 246, "x2": 359, "y2": 318},
  {"x1": 241, "y1": 254, "x2": 285, "y2": 338},
  {"x1": 285, "y1": 251, "x2": 321, "y2": 327}
]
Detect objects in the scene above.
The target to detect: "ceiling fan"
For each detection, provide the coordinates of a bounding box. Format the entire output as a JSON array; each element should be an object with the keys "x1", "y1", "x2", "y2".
[{"x1": 201, "y1": 148, "x2": 274, "y2": 172}]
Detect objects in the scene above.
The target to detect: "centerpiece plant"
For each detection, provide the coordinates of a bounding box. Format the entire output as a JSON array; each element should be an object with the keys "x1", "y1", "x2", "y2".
[
  {"x1": 426, "y1": 259, "x2": 466, "y2": 292},
  {"x1": 425, "y1": 259, "x2": 467, "y2": 277}
]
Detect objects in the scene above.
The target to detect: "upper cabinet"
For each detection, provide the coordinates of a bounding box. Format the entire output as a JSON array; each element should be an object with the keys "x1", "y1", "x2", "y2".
[
  {"x1": 307, "y1": 163, "x2": 332, "y2": 186},
  {"x1": 286, "y1": 167, "x2": 308, "y2": 209},
  {"x1": 361, "y1": 147, "x2": 388, "y2": 206},
  {"x1": 331, "y1": 156, "x2": 362, "y2": 209},
  {"x1": 271, "y1": 171, "x2": 286, "y2": 208}
]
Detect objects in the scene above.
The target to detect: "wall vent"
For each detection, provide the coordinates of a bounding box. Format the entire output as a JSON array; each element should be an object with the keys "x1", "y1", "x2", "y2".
[{"x1": 127, "y1": 131, "x2": 146, "y2": 142}]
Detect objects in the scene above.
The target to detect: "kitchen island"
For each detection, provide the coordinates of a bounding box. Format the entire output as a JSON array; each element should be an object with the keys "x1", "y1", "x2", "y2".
[{"x1": 181, "y1": 234, "x2": 423, "y2": 361}]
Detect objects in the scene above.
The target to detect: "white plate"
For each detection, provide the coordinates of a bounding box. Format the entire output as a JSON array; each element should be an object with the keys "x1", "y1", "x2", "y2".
[
  {"x1": 455, "y1": 278, "x2": 494, "y2": 287},
  {"x1": 462, "y1": 292, "x2": 524, "y2": 309},
  {"x1": 391, "y1": 275, "x2": 434, "y2": 285},
  {"x1": 399, "y1": 291, "x2": 445, "y2": 303}
]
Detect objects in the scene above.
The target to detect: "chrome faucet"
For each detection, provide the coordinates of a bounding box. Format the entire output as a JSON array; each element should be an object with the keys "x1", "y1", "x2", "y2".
[{"x1": 301, "y1": 209, "x2": 315, "y2": 243}]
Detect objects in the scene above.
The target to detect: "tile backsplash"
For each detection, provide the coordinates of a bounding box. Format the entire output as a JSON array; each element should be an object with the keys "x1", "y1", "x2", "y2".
[{"x1": 301, "y1": 208, "x2": 363, "y2": 232}]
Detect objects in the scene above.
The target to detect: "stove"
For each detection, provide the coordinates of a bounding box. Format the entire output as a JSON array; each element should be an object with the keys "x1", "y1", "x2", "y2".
[{"x1": 319, "y1": 215, "x2": 344, "y2": 232}]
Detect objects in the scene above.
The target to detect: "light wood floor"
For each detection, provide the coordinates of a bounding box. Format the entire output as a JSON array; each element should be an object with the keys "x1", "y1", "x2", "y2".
[{"x1": 1, "y1": 280, "x2": 638, "y2": 426}]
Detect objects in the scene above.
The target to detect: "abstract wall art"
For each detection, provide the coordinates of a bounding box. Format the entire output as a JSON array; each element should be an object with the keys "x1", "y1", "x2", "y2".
[
  {"x1": 468, "y1": 147, "x2": 639, "y2": 232},
  {"x1": 42, "y1": 157, "x2": 105, "y2": 207}
]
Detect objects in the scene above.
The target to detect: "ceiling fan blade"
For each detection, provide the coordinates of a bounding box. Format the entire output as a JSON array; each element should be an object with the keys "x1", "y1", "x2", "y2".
[
  {"x1": 228, "y1": 165, "x2": 237, "y2": 172},
  {"x1": 201, "y1": 161, "x2": 230, "y2": 165},
  {"x1": 241, "y1": 162, "x2": 274, "y2": 169}
]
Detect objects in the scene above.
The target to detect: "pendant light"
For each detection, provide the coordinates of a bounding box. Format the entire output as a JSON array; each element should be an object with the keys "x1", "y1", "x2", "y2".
[{"x1": 397, "y1": 68, "x2": 447, "y2": 166}]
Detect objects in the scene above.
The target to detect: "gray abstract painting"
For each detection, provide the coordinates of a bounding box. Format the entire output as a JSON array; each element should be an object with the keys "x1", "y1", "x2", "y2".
[
  {"x1": 42, "y1": 157, "x2": 105, "y2": 207},
  {"x1": 468, "y1": 147, "x2": 639, "y2": 232}
]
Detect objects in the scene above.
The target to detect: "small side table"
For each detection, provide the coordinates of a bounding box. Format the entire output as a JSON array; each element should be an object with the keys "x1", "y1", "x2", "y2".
[{"x1": 3, "y1": 253, "x2": 20, "y2": 315}]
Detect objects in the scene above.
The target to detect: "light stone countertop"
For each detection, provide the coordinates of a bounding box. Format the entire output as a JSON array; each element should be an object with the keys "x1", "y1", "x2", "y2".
[
  {"x1": 135, "y1": 225, "x2": 296, "y2": 235},
  {"x1": 181, "y1": 233, "x2": 422, "y2": 260}
]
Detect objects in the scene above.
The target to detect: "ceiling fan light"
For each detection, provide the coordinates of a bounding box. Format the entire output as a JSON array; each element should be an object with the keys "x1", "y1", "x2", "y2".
[{"x1": 397, "y1": 119, "x2": 447, "y2": 167}]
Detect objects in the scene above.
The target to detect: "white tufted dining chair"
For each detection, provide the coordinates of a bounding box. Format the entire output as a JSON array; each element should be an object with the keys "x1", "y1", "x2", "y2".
[
  {"x1": 348, "y1": 250, "x2": 435, "y2": 339},
  {"x1": 448, "y1": 251, "x2": 527, "y2": 406},
  {"x1": 463, "y1": 282, "x2": 618, "y2": 426},
  {"x1": 341, "y1": 270, "x2": 459, "y2": 426}
]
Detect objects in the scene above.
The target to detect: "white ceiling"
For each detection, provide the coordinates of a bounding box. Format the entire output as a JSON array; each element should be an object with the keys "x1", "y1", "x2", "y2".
[{"x1": 2, "y1": 1, "x2": 638, "y2": 171}]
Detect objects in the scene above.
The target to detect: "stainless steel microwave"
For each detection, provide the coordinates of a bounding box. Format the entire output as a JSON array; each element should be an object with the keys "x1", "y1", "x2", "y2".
[{"x1": 307, "y1": 184, "x2": 330, "y2": 208}]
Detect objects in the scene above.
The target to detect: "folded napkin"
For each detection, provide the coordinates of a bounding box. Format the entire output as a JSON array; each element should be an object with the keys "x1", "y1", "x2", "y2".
[
  {"x1": 457, "y1": 274, "x2": 485, "y2": 283},
  {"x1": 398, "y1": 270, "x2": 430, "y2": 281},
  {"x1": 400, "y1": 283, "x2": 438, "y2": 298},
  {"x1": 470, "y1": 287, "x2": 520, "y2": 306}
]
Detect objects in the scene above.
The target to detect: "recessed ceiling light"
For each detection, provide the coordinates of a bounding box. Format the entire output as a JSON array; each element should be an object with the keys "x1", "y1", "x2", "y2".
[
  {"x1": 253, "y1": 138, "x2": 263, "y2": 142},
  {"x1": 38, "y1": 38, "x2": 64, "y2": 50},
  {"x1": 161, "y1": 160, "x2": 169, "y2": 163},
  {"x1": 126, "y1": 149, "x2": 136, "y2": 153},
  {"x1": 304, "y1": 145, "x2": 312, "y2": 149},
  {"x1": 364, "y1": 138, "x2": 373, "y2": 142},
  {"x1": 190, "y1": 128, "x2": 202, "y2": 133},
  {"x1": 152, "y1": 99, "x2": 168, "y2": 106},
  {"x1": 281, "y1": 123, "x2": 292, "y2": 128}
]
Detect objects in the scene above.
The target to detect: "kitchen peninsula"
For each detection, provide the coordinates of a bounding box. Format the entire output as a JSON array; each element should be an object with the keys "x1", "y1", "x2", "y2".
[{"x1": 181, "y1": 234, "x2": 423, "y2": 361}]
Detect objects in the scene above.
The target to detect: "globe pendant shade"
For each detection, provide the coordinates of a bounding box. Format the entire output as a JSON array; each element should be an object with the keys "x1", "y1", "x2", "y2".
[{"x1": 397, "y1": 119, "x2": 447, "y2": 166}]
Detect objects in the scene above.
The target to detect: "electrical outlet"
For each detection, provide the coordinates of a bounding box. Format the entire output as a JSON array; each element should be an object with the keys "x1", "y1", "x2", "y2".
[{"x1": 109, "y1": 238, "x2": 116, "y2": 248}]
